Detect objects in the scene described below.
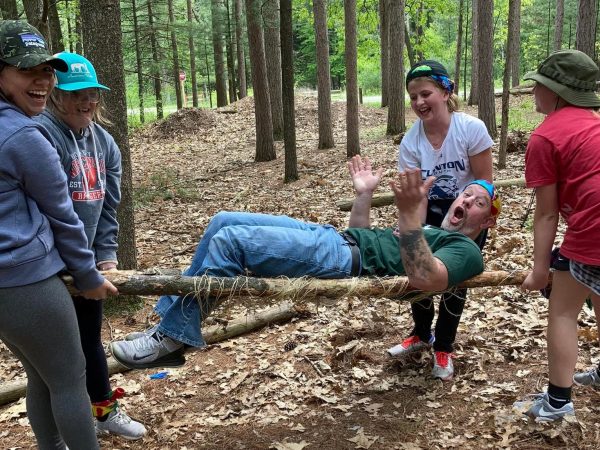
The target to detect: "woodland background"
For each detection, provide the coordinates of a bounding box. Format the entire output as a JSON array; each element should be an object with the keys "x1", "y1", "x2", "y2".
[{"x1": 0, "y1": 1, "x2": 600, "y2": 449}]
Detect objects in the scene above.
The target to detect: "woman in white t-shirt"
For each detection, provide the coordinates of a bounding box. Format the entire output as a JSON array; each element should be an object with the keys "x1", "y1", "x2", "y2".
[{"x1": 388, "y1": 60, "x2": 494, "y2": 381}]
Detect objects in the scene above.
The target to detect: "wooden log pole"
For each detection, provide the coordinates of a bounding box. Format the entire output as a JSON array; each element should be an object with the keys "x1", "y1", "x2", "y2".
[
  {"x1": 0, "y1": 301, "x2": 300, "y2": 406},
  {"x1": 60, "y1": 269, "x2": 535, "y2": 299},
  {"x1": 336, "y1": 177, "x2": 526, "y2": 211}
]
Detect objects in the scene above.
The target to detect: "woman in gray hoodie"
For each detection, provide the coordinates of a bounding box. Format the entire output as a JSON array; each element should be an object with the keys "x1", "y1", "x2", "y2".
[
  {"x1": 0, "y1": 21, "x2": 116, "y2": 449},
  {"x1": 35, "y1": 52, "x2": 146, "y2": 440}
]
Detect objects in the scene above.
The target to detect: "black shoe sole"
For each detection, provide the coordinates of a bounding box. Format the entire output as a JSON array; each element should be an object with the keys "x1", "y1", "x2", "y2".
[{"x1": 112, "y1": 346, "x2": 186, "y2": 370}]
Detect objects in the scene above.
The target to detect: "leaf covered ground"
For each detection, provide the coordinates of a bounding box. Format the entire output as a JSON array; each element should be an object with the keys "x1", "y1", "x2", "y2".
[{"x1": 1, "y1": 95, "x2": 599, "y2": 449}]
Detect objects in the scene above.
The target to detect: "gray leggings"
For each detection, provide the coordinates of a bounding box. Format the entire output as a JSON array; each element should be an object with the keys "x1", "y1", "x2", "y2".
[{"x1": 0, "y1": 275, "x2": 99, "y2": 450}]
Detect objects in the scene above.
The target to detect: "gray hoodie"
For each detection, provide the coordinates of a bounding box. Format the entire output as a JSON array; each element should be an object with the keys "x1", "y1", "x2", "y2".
[
  {"x1": 0, "y1": 100, "x2": 104, "y2": 290},
  {"x1": 35, "y1": 110, "x2": 122, "y2": 265}
]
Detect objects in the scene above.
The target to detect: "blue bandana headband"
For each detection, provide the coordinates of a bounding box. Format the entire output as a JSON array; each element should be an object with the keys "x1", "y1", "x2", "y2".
[{"x1": 430, "y1": 74, "x2": 455, "y2": 93}]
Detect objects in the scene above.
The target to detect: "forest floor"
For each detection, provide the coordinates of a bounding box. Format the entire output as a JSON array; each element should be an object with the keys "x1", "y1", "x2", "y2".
[{"x1": 1, "y1": 95, "x2": 599, "y2": 450}]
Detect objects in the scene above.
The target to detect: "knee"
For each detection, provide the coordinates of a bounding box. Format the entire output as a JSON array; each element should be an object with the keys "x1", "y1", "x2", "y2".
[{"x1": 208, "y1": 211, "x2": 237, "y2": 230}]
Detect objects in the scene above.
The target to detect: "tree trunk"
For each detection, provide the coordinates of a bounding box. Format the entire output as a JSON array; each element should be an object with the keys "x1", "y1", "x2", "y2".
[
  {"x1": 75, "y1": 7, "x2": 82, "y2": 54},
  {"x1": 203, "y1": 40, "x2": 214, "y2": 108},
  {"x1": 404, "y1": 22, "x2": 415, "y2": 67},
  {"x1": 280, "y1": 0, "x2": 298, "y2": 183},
  {"x1": 510, "y1": 0, "x2": 521, "y2": 87},
  {"x1": 499, "y1": 0, "x2": 520, "y2": 170},
  {"x1": 168, "y1": 0, "x2": 183, "y2": 110},
  {"x1": 468, "y1": 0, "x2": 479, "y2": 105},
  {"x1": 245, "y1": 0, "x2": 276, "y2": 161},
  {"x1": 454, "y1": 0, "x2": 464, "y2": 95},
  {"x1": 463, "y1": 0, "x2": 469, "y2": 101},
  {"x1": 47, "y1": 0, "x2": 64, "y2": 52},
  {"x1": 235, "y1": 0, "x2": 247, "y2": 98},
  {"x1": 386, "y1": 0, "x2": 405, "y2": 136},
  {"x1": 66, "y1": 0, "x2": 74, "y2": 52},
  {"x1": 0, "y1": 0, "x2": 18, "y2": 19},
  {"x1": 22, "y1": 0, "x2": 50, "y2": 41},
  {"x1": 225, "y1": 0, "x2": 237, "y2": 103},
  {"x1": 344, "y1": 0, "x2": 360, "y2": 157},
  {"x1": 187, "y1": 0, "x2": 199, "y2": 107},
  {"x1": 263, "y1": 0, "x2": 284, "y2": 141},
  {"x1": 147, "y1": 0, "x2": 164, "y2": 119},
  {"x1": 477, "y1": 0, "x2": 496, "y2": 138},
  {"x1": 80, "y1": 0, "x2": 137, "y2": 270},
  {"x1": 211, "y1": 0, "x2": 229, "y2": 106},
  {"x1": 576, "y1": 0, "x2": 596, "y2": 58},
  {"x1": 132, "y1": 0, "x2": 144, "y2": 124},
  {"x1": 313, "y1": 0, "x2": 334, "y2": 149},
  {"x1": 380, "y1": 0, "x2": 389, "y2": 107},
  {"x1": 554, "y1": 0, "x2": 564, "y2": 51}
]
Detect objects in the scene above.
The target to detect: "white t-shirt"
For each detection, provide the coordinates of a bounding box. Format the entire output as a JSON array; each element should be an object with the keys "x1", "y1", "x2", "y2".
[{"x1": 398, "y1": 112, "x2": 494, "y2": 200}]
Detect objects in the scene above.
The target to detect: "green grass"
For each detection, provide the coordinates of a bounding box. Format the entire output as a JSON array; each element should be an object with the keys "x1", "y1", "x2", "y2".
[
  {"x1": 503, "y1": 97, "x2": 544, "y2": 132},
  {"x1": 134, "y1": 168, "x2": 201, "y2": 207}
]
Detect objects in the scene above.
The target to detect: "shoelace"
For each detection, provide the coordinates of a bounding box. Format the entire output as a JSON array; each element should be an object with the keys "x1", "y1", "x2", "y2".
[
  {"x1": 109, "y1": 409, "x2": 133, "y2": 425},
  {"x1": 402, "y1": 335, "x2": 421, "y2": 348},
  {"x1": 435, "y1": 351, "x2": 452, "y2": 368}
]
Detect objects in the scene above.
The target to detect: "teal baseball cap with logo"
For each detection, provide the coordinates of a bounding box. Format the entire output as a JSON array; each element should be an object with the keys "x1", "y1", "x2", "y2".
[{"x1": 54, "y1": 52, "x2": 109, "y2": 91}]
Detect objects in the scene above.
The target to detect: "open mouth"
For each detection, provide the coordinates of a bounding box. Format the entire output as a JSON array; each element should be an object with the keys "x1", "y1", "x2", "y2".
[
  {"x1": 450, "y1": 205, "x2": 465, "y2": 224},
  {"x1": 28, "y1": 90, "x2": 47, "y2": 101}
]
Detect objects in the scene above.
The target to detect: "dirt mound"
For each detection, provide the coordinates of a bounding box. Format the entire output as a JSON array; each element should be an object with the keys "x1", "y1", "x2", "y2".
[
  {"x1": 507, "y1": 130, "x2": 530, "y2": 152},
  {"x1": 150, "y1": 108, "x2": 217, "y2": 138}
]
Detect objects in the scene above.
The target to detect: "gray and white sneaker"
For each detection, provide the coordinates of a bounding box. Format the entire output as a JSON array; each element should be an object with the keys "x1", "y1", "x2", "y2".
[
  {"x1": 110, "y1": 332, "x2": 185, "y2": 369},
  {"x1": 524, "y1": 393, "x2": 575, "y2": 422},
  {"x1": 573, "y1": 366, "x2": 600, "y2": 388},
  {"x1": 125, "y1": 323, "x2": 159, "y2": 341},
  {"x1": 96, "y1": 408, "x2": 147, "y2": 440}
]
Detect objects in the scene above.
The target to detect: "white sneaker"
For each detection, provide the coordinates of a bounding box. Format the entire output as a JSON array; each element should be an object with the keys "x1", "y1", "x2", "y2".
[
  {"x1": 387, "y1": 335, "x2": 434, "y2": 357},
  {"x1": 432, "y1": 351, "x2": 454, "y2": 381},
  {"x1": 125, "y1": 323, "x2": 159, "y2": 341},
  {"x1": 573, "y1": 366, "x2": 600, "y2": 388},
  {"x1": 95, "y1": 408, "x2": 147, "y2": 440},
  {"x1": 111, "y1": 332, "x2": 185, "y2": 369}
]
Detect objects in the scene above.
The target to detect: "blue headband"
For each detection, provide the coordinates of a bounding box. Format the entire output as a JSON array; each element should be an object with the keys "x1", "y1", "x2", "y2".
[{"x1": 466, "y1": 179, "x2": 495, "y2": 199}]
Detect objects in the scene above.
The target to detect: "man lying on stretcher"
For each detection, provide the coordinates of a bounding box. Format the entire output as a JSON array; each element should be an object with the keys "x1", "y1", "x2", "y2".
[{"x1": 111, "y1": 155, "x2": 500, "y2": 369}]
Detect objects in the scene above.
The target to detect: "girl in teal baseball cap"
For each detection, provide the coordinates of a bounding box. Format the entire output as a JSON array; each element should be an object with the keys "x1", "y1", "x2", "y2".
[{"x1": 34, "y1": 52, "x2": 147, "y2": 441}]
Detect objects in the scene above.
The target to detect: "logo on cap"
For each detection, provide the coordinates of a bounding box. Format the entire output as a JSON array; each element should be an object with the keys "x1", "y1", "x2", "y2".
[{"x1": 20, "y1": 33, "x2": 45, "y2": 49}]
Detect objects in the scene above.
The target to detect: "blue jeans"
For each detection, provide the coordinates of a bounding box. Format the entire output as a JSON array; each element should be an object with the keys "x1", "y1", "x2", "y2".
[{"x1": 156, "y1": 212, "x2": 355, "y2": 347}]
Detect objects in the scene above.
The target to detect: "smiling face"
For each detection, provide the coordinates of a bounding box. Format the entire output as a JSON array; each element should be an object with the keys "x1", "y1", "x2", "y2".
[
  {"x1": 440, "y1": 184, "x2": 495, "y2": 240},
  {"x1": 0, "y1": 63, "x2": 55, "y2": 117},
  {"x1": 407, "y1": 78, "x2": 450, "y2": 123},
  {"x1": 54, "y1": 88, "x2": 99, "y2": 132}
]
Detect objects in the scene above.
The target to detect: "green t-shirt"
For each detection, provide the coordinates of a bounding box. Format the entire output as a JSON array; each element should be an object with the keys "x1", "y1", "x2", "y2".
[{"x1": 344, "y1": 225, "x2": 484, "y2": 287}]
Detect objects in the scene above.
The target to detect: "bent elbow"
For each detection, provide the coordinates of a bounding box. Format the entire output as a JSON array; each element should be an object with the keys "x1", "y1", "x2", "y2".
[{"x1": 408, "y1": 276, "x2": 447, "y2": 293}]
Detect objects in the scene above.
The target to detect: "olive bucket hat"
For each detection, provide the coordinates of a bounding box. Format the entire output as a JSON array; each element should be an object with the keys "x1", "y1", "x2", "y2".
[
  {"x1": 0, "y1": 20, "x2": 67, "y2": 71},
  {"x1": 524, "y1": 49, "x2": 600, "y2": 108}
]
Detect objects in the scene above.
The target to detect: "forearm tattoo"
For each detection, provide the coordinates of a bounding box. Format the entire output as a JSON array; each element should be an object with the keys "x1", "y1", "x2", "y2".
[{"x1": 398, "y1": 230, "x2": 437, "y2": 279}]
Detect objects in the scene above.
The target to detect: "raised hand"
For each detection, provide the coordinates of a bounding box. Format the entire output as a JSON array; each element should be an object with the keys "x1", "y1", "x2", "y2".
[
  {"x1": 348, "y1": 155, "x2": 383, "y2": 196},
  {"x1": 389, "y1": 169, "x2": 434, "y2": 215}
]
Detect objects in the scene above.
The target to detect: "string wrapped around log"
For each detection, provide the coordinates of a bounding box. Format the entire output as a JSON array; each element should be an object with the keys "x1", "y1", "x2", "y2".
[
  {"x1": 61, "y1": 269, "x2": 540, "y2": 301},
  {"x1": 336, "y1": 177, "x2": 526, "y2": 211}
]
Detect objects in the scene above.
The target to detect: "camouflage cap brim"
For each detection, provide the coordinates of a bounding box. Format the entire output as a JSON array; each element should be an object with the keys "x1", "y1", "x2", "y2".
[{"x1": 2, "y1": 52, "x2": 68, "y2": 72}]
